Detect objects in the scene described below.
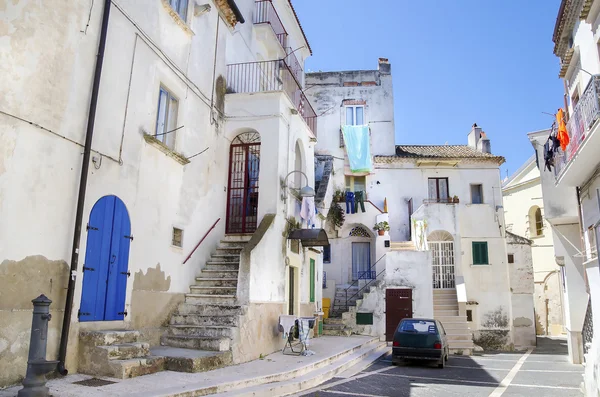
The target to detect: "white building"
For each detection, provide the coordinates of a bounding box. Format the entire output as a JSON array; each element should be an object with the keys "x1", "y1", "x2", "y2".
[
  {"x1": 529, "y1": 0, "x2": 600, "y2": 394},
  {"x1": 502, "y1": 156, "x2": 565, "y2": 336},
  {"x1": 0, "y1": 0, "x2": 325, "y2": 387},
  {"x1": 306, "y1": 63, "x2": 536, "y2": 352}
]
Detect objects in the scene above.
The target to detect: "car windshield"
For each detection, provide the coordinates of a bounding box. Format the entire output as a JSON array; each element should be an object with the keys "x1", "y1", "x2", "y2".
[{"x1": 399, "y1": 320, "x2": 437, "y2": 334}]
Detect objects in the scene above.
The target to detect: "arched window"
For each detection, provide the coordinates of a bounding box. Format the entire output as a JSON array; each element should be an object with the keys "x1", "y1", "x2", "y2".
[
  {"x1": 349, "y1": 226, "x2": 371, "y2": 238},
  {"x1": 427, "y1": 230, "x2": 455, "y2": 289},
  {"x1": 529, "y1": 206, "x2": 544, "y2": 237}
]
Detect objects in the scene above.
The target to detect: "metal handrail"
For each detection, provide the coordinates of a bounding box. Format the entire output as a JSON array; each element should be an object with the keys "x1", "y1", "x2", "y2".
[
  {"x1": 347, "y1": 268, "x2": 386, "y2": 305},
  {"x1": 344, "y1": 254, "x2": 387, "y2": 311},
  {"x1": 183, "y1": 218, "x2": 221, "y2": 264}
]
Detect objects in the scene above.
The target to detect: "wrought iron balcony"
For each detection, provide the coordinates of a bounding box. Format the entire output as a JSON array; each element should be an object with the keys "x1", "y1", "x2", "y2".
[
  {"x1": 353, "y1": 271, "x2": 376, "y2": 281},
  {"x1": 254, "y1": 0, "x2": 287, "y2": 49},
  {"x1": 554, "y1": 75, "x2": 600, "y2": 181},
  {"x1": 226, "y1": 59, "x2": 317, "y2": 137}
]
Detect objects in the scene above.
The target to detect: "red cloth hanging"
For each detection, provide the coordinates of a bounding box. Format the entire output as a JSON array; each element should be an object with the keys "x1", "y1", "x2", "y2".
[{"x1": 556, "y1": 108, "x2": 570, "y2": 151}]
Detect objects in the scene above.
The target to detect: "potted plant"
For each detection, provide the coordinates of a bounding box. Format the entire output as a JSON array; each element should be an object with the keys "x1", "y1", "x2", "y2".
[
  {"x1": 453, "y1": 195, "x2": 459, "y2": 203},
  {"x1": 373, "y1": 221, "x2": 390, "y2": 236}
]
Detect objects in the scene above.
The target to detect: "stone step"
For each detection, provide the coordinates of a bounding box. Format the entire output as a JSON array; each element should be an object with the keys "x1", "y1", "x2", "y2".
[
  {"x1": 98, "y1": 342, "x2": 149, "y2": 360},
  {"x1": 170, "y1": 314, "x2": 239, "y2": 327},
  {"x1": 161, "y1": 335, "x2": 231, "y2": 351},
  {"x1": 435, "y1": 309, "x2": 459, "y2": 316},
  {"x1": 79, "y1": 330, "x2": 140, "y2": 347},
  {"x1": 189, "y1": 286, "x2": 237, "y2": 295},
  {"x1": 322, "y1": 328, "x2": 352, "y2": 337},
  {"x1": 150, "y1": 346, "x2": 233, "y2": 373},
  {"x1": 441, "y1": 322, "x2": 470, "y2": 331},
  {"x1": 448, "y1": 340, "x2": 474, "y2": 349},
  {"x1": 222, "y1": 234, "x2": 252, "y2": 242},
  {"x1": 434, "y1": 304, "x2": 459, "y2": 311},
  {"x1": 433, "y1": 298, "x2": 459, "y2": 305},
  {"x1": 215, "y1": 247, "x2": 244, "y2": 255},
  {"x1": 323, "y1": 324, "x2": 346, "y2": 330},
  {"x1": 433, "y1": 290, "x2": 456, "y2": 296},
  {"x1": 194, "y1": 277, "x2": 238, "y2": 287},
  {"x1": 205, "y1": 263, "x2": 241, "y2": 271},
  {"x1": 168, "y1": 325, "x2": 235, "y2": 338},
  {"x1": 107, "y1": 356, "x2": 166, "y2": 379},
  {"x1": 220, "y1": 239, "x2": 250, "y2": 248},
  {"x1": 324, "y1": 318, "x2": 344, "y2": 325},
  {"x1": 446, "y1": 333, "x2": 472, "y2": 341},
  {"x1": 436, "y1": 315, "x2": 468, "y2": 324},
  {"x1": 209, "y1": 254, "x2": 241, "y2": 263},
  {"x1": 176, "y1": 303, "x2": 245, "y2": 317},
  {"x1": 198, "y1": 269, "x2": 239, "y2": 278},
  {"x1": 185, "y1": 294, "x2": 236, "y2": 305}
]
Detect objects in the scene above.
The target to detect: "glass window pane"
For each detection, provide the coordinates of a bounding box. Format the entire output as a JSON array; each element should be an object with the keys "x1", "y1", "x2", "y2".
[
  {"x1": 166, "y1": 95, "x2": 178, "y2": 148},
  {"x1": 179, "y1": 0, "x2": 188, "y2": 19},
  {"x1": 471, "y1": 184, "x2": 483, "y2": 204},
  {"x1": 346, "y1": 107, "x2": 354, "y2": 125},
  {"x1": 356, "y1": 106, "x2": 364, "y2": 125},
  {"x1": 439, "y1": 179, "x2": 448, "y2": 199},
  {"x1": 354, "y1": 176, "x2": 366, "y2": 192},
  {"x1": 428, "y1": 179, "x2": 437, "y2": 200},
  {"x1": 156, "y1": 89, "x2": 168, "y2": 142}
]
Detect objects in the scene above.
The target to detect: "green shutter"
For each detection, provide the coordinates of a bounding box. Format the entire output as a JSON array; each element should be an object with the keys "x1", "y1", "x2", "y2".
[
  {"x1": 310, "y1": 259, "x2": 315, "y2": 303},
  {"x1": 472, "y1": 242, "x2": 489, "y2": 265}
]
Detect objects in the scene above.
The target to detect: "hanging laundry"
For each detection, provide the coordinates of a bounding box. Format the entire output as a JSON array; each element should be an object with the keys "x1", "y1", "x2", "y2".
[
  {"x1": 354, "y1": 191, "x2": 366, "y2": 213},
  {"x1": 551, "y1": 135, "x2": 561, "y2": 153},
  {"x1": 345, "y1": 191, "x2": 355, "y2": 214},
  {"x1": 300, "y1": 197, "x2": 315, "y2": 226},
  {"x1": 544, "y1": 140, "x2": 554, "y2": 172},
  {"x1": 342, "y1": 125, "x2": 372, "y2": 173},
  {"x1": 556, "y1": 109, "x2": 570, "y2": 151}
]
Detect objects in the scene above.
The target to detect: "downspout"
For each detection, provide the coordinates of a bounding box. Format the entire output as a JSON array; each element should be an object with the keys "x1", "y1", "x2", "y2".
[
  {"x1": 57, "y1": 0, "x2": 111, "y2": 375},
  {"x1": 576, "y1": 186, "x2": 590, "y2": 294}
]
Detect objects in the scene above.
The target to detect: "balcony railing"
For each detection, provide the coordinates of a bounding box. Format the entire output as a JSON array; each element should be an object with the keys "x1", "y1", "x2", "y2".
[
  {"x1": 555, "y1": 75, "x2": 600, "y2": 179},
  {"x1": 352, "y1": 271, "x2": 376, "y2": 281},
  {"x1": 226, "y1": 60, "x2": 317, "y2": 137},
  {"x1": 254, "y1": 0, "x2": 287, "y2": 49}
]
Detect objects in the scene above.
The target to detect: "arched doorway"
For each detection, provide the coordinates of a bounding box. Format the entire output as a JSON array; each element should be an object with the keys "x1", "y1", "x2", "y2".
[
  {"x1": 226, "y1": 132, "x2": 261, "y2": 234},
  {"x1": 79, "y1": 195, "x2": 132, "y2": 322},
  {"x1": 428, "y1": 230, "x2": 455, "y2": 289},
  {"x1": 349, "y1": 225, "x2": 373, "y2": 281}
]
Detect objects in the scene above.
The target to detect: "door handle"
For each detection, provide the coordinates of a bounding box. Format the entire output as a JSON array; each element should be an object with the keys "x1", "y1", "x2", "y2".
[{"x1": 110, "y1": 254, "x2": 117, "y2": 264}]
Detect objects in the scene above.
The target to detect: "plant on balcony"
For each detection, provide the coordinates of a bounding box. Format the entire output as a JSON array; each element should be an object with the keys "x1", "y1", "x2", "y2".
[
  {"x1": 373, "y1": 221, "x2": 390, "y2": 236},
  {"x1": 327, "y1": 198, "x2": 345, "y2": 229},
  {"x1": 333, "y1": 189, "x2": 345, "y2": 203},
  {"x1": 453, "y1": 195, "x2": 459, "y2": 203}
]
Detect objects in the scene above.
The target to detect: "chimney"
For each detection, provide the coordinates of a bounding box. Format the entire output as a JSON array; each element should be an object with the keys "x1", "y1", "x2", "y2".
[
  {"x1": 468, "y1": 123, "x2": 482, "y2": 150},
  {"x1": 378, "y1": 58, "x2": 391, "y2": 74},
  {"x1": 478, "y1": 131, "x2": 492, "y2": 153}
]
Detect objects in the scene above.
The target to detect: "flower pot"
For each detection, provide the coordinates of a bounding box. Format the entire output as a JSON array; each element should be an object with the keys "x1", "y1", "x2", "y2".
[{"x1": 378, "y1": 230, "x2": 385, "y2": 236}]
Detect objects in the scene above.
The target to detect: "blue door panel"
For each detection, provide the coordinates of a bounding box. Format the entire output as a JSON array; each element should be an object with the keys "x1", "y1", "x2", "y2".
[
  {"x1": 104, "y1": 199, "x2": 131, "y2": 321},
  {"x1": 79, "y1": 195, "x2": 131, "y2": 322}
]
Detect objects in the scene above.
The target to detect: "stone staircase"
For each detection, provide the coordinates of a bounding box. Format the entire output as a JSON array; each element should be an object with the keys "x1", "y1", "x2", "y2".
[
  {"x1": 433, "y1": 289, "x2": 474, "y2": 355},
  {"x1": 323, "y1": 316, "x2": 352, "y2": 336},
  {"x1": 331, "y1": 285, "x2": 360, "y2": 318},
  {"x1": 161, "y1": 235, "x2": 250, "y2": 352}
]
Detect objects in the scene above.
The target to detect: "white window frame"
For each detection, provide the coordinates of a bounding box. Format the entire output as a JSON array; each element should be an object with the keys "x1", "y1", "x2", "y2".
[
  {"x1": 345, "y1": 105, "x2": 365, "y2": 126},
  {"x1": 169, "y1": 0, "x2": 189, "y2": 21},
  {"x1": 155, "y1": 86, "x2": 179, "y2": 149},
  {"x1": 470, "y1": 184, "x2": 484, "y2": 204}
]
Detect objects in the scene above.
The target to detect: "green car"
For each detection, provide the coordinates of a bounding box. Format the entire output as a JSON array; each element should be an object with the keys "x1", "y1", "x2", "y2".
[{"x1": 392, "y1": 318, "x2": 449, "y2": 368}]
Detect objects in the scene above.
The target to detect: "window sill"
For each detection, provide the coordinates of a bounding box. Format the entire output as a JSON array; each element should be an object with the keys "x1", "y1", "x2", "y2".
[
  {"x1": 530, "y1": 235, "x2": 545, "y2": 239},
  {"x1": 471, "y1": 263, "x2": 490, "y2": 266},
  {"x1": 161, "y1": 0, "x2": 195, "y2": 36},
  {"x1": 143, "y1": 133, "x2": 190, "y2": 165}
]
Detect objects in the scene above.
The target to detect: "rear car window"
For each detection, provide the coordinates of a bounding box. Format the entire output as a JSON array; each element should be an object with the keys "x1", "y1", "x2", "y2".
[{"x1": 398, "y1": 320, "x2": 437, "y2": 334}]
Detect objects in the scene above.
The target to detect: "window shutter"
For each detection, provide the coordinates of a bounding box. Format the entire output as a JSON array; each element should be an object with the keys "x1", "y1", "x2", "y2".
[
  {"x1": 472, "y1": 242, "x2": 480, "y2": 264},
  {"x1": 309, "y1": 259, "x2": 315, "y2": 303},
  {"x1": 472, "y1": 242, "x2": 488, "y2": 265},
  {"x1": 482, "y1": 243, "x2": 488, "y2": 264}
]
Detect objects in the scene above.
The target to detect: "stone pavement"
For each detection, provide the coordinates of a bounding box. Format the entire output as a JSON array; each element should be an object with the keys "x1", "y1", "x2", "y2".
[
  {"x1": 0, "y1": 335, "x2": 380, "y2": 397},
  {"x1": 294, "y1": 336, "x2": 583, "y2": 397}
]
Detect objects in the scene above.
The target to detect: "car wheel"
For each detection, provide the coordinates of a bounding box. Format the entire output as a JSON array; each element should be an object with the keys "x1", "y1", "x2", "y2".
[{"x1": 437, "y1": 357, "x2": 445, "y2": 369}]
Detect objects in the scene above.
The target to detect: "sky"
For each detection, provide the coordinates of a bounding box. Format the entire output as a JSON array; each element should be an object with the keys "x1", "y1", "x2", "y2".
[{"x1": 292, "y1": 0, "x2": 565, "y2": 178}]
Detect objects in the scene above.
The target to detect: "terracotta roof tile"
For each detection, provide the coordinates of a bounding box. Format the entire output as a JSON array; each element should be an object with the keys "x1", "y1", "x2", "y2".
[{"x1": 375, "y1": 145, "x2": 505, "y2": 165}]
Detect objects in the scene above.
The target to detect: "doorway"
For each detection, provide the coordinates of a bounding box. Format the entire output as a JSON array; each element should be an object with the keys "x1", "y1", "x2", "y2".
[
  {"x1": 352, "y1": 242, "x2": 372, "y2": 280},
  {"x1": 226, "y1": 132, "x2": 261, "y2": 234},
  {"x1": 385, "y1": 288, "x2": 413, "y2": 341},
  {"x1": 79, "y1": 195, "x2": 132, "y2": 322}
]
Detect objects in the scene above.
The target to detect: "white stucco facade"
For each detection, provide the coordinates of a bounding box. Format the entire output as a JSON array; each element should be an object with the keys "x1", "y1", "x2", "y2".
[{"x1": 0, "y1": 0, "x2": 323, "y2": 386}]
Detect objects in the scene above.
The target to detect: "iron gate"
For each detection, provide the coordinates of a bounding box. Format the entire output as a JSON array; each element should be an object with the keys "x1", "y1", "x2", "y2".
[
  {"x1": 226, "y1": 132, "x2": 260, "y2": 234},
  {"x1": 431, "y1": 241, "x2": 455, "y2": 289},
  {"x1": 385, "y1": 288, "x2": 413, "y2": 341}
]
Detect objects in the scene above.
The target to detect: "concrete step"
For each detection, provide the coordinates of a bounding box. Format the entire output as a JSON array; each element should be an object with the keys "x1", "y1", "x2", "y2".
[
  {"x1": 216, "y1": 247, "x2": 244, "y2": 255},
  {"x1": 98, "y1": 342, "x2": 149, "y2": 360},
  {"x1": 161, "y1": 335, "x2": 231, "y2": 351},
  {"x1": 150, "y1": 346, "x2": 233, "y2": 373},
  {"x1": 189, "y1": 286, "x2": 237, "y2": 295},
  {"x1": 107, "y1": 356, "x2": 166, "y2": 379},
  {"x1": 210, "y1": 254, "x2": 240, "y2": 263},
  {"x1": 435, "y1": 315, "x2": 468, "y2": 324},
  {"x1": 446, "y1": 333, "x2": 472, "y2": 341},
  {"x1": 220, "y1": 239, "x2": 251, "y2": 247},
  {"x1": 323, "y1": 324, "x2": 346, "y2": 330},
  {"x1": 435, "y1": 309, "x2": 459, "y2": 316},
  {"x1": 209, "y1": 340, "x2": 385, "y2": 396},
  {"x1": 433, "y1": 298, "x2": 459, "y2": 305},
  {"x1": 170, "y1": 314, "x2": 239, "y2": 327},
  {"x1": 79, "y1": 330, "x2": 140, "y2": 347},
  {"x1": 448, "y1": 340, "x2": 474, "y2": 351},
  {"x1": 205, "y1": 263, "x2": 240, "y2": 271},
  {"x1": 434, "y1": 304, "x2": 459, "y2": 311},
  {"x1": 168, "y1": 325, "x2": 235, "y2": 338},
  {"x1": 441, "y1": 322, "x2": 470, "y2": 332},
  {"x1": 322, "y1": 328, "x2": 352, "y2": 337},
  {"x1": 198, "y1": 269, "x2": 239, "y2": 278},
  {"x1": 324, "y1": 318, "x2": 344, "y2": 325},
  {"x1": 222, "y1": 235, "x2": 252, "y2": 242},
  {"x1": 433, "y1": 290, "x2": 456, "y2": 296},
  {"x1": 194, "y1": 277, "x2": 238, "y2": 287},
  {"x1": 185, "y1": 294, "x2": 236, "y2": 305},
  {"x1": 176, "y1": 303, "x2": 245, "y2": 317}
]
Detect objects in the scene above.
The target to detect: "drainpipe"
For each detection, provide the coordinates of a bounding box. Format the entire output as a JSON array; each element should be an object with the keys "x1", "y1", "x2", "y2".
[
  {"x1": 57, "y1": 0, "x2": 111, "y2": 375},
  {"x1": 576, "y1": 187, "x2": 590, "y2": 294}
]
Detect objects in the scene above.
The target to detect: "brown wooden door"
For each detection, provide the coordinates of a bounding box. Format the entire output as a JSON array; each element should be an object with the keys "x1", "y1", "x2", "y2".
[
  {"x1": 385, "y1": 288, "x2": 413, "y2": 341},
  {"x1": 226, "y1": 132, "x2": 260, "y2": 234}
]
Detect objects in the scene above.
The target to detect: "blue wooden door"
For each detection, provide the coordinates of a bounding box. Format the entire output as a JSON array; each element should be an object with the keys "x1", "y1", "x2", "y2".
[{"x1": 79, "y1": 196, "x2": 131, "y2": 322}]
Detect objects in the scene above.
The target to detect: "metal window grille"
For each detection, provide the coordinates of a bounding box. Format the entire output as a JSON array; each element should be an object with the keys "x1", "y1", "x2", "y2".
[{"x1": 431, "y1": 241, "x2": 455, "y2": 289}]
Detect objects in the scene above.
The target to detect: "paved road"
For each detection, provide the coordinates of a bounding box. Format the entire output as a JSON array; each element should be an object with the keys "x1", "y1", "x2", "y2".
[{"x1": 296, "y1": 337, "x2": 583, "y2": 397}]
